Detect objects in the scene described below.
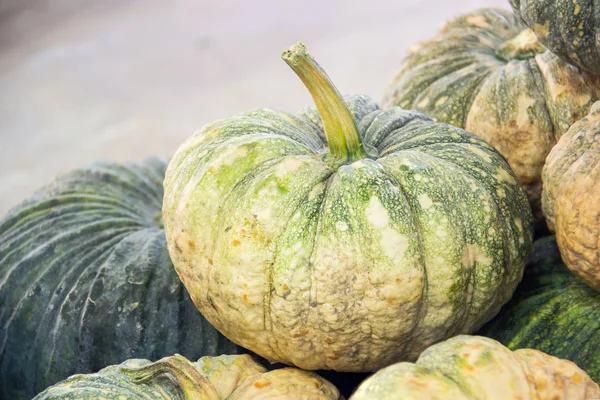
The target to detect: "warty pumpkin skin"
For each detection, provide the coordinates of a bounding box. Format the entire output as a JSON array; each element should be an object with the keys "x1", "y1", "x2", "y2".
[
  {"x1": 163, "y1": 43, "x2": 534, "y2": 373},
  {"x1": 542, "y1": 101, "x2": 600, "y2": 291},
  {"x1": 349, "y1": 335, "x2": 600, "y2": 399},
  {"x1": 0, "y1": 158, "x2": 246, "y2": 400},
  {"x1": 479, "y1": 236, "x2": 600, "y2": 384},
  {"x1": 33, "y1": 353, "x2": 342, "y2": 399},
  {"x1": 510, "y1": 0, "x2": 600, "y2": 76},
  {"x1": 381, "y1": 8, "x2": 600, "y2": 218}
]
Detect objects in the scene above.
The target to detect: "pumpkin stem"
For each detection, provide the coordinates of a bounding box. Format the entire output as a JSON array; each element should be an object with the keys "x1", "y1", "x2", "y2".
[
  {"x1": 282, "y1": 42, "x2": 370, "y2": 169},
  {"x1": 496, "y1": 28, "x2": 546, "y2": 62},
  {"x1": 121, "y1": 354, "x2": 220, "y2": 400}
]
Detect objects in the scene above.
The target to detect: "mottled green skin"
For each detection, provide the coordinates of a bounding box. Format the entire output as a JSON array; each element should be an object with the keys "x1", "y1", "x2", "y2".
[
  {"x1": 382, "y1": 8, "x2": 600, "y2": 217},
  {"x1": 163, "y1": 94, "x2": 534, "y2": 373},
  {"x1": 350, "y1": 335, "x2": 600, "y2": 399},
  {"x1": 479, "y1": 236, "x2": 600, "y2": 384},
  {"x1": 511, "y1": 0, "x2": 600, "y2": 75},
  {"x1": 33, "y1": 354, "x2": 342, "y2": 399},
  {"x1": 0, "y1": 158, "x2": 245, "y2": 400},
  {"x1": 32, "y1": 359, "x2": 181, "y2": 399}
]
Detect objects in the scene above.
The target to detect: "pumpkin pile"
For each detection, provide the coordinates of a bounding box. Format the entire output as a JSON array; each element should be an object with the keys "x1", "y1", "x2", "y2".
[{"x1": 1, "y1": 2, "x2": 598, "y2": 399}]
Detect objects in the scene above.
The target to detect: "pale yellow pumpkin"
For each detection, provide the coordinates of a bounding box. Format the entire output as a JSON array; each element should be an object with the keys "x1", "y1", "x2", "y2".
[{"x1": 351, "y1": 335, "x2": 600, "y2": 399}]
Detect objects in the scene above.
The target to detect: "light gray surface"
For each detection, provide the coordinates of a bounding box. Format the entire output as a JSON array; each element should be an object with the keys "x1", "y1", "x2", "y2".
[{"x1": 0, "y1": 0, "x2": 507, "y2": 214}]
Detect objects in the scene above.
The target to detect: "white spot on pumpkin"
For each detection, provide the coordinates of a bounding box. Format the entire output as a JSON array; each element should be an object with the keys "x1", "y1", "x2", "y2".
[
  {"x1": 381, "y1": 227, "x2": 409, "y2": 261},
  {"x1": 336, "y1": 221, "x2": 349, "y2": 231},
  {"x1": 258, "y1": 181, "x2": 278, "y2": 197},
  {"x1": 435, "y1": 96, "x2": 449, "y2": 106},
  {"x1": 210, "y1": 144, "x2": 248, "y2": 169},
  {"x1": 366, "y1": 196, "x2": 410, "y2": 260},
  {"x1": 516, "y1": 96, "x2": 536, "y2": 126},
  {"x1": 252, "y1": 207, "x2": 272, "y2": 221},
  {"x1": 461, "y1": 243, "x2": 493, "y2": 269},
  {"x1": 488, "y1": 227, "x2": 496, "y2": 235},
  {"x1": 351, "y1": 160, "x2": 367, "y2": 169},
  {"x1": 496, "y1": 188, "x2": 506, "y2": 199},
  {"x1": 366, "y1": 196, "x2": 390, "y2": 229},
  {"x1": 275, "y1": 158, "x2": 304, "y2": 177},
  {"x1": 417, "y1": 194, "x2": 433, "y2": 208},
  {"x1": 417, "y1": 97, "x2": 429, "y2": 109}
]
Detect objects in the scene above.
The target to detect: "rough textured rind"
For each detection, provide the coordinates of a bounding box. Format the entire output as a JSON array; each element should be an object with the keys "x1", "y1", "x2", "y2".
[
  {"x1": 381, "y1": 8, "x2": 600, "y2": 217},
  {"x1": 33, "y1": 354, "x2": 342, "y2": 399},
  {"x1": 542, "y1": 102, "x2": 600, "y2": 291},
  {"x1": 479, "y1": 236, "x2": 600, "y2": 384},
  {"x1": 349, "y1": 335, "x2": 600, "y2": 400},
  {"x1": 0, "y1": 158, "x2": 245, "y2": 400},
  {"x1": 163, "y1": 94, "x2": 534, "y2": 372},
  {"x1": 510, "y1": 0, "x2": 600, "y2": 75}
]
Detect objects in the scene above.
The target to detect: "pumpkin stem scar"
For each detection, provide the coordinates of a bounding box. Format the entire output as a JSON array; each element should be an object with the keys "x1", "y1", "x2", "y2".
[
  {"x1": 495, "y1": 28, "x2": 546, "y2": 62},
  {"x1": 282, "y1": 42, "x2": 372, "y2": 170},
  {"x1": 120, "y1": 354, "x2": 220, "y2": 400}
]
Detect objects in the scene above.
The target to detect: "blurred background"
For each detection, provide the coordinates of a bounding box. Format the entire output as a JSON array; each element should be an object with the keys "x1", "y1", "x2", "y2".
[{"x1": 0, "y1": 0, "x2": 505, "y2": 215}]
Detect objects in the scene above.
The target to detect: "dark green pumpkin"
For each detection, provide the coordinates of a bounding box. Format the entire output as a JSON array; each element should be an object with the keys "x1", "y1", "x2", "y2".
[
  {"x1": 0, "y1": 157, "x2": 246, "y2": 400},
  {"x1": 478, "y1": 236, "x2": 600, "y2": 383},
  {"x1": 510, "y1": 0, "x2": 600, "y2": 75}
]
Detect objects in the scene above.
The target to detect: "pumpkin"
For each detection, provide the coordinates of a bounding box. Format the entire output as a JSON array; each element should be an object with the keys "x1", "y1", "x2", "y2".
[
  {"x1": 510, "y1": 0, "x2": 600, "y2": 76},
  {"x1": 33, "y1": 353, "x2": 342, "y2": 399},
  {"x1": 479, "y1": 236, "x2": 600, "y2": 384},
  {"x1": 0, "y1": 157, "x2": 246, "y2": 400},
  {"x1": 542, "y1": 101, "x2": 600, "y2": 291},
  {"x1": 350, "y1": 335, "x2": 600, "y2": 399},
  {"x1": 162, "y1": 42, "x2": 534, "y2": 373},
  {"x1": 381, "y1": 8, "x2": 600, "y2": 217}
]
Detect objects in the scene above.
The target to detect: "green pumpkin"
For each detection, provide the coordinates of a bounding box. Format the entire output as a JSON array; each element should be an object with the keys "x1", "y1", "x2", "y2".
[
  {"x1": 542, "y1": 102, "x2": 600, "y2": 291},
  {"x1": 350, "y1": 335, "x2": 600, "y2": 399},
  {"x1": 162, "y1": 43, "x2": 534, "y2": 373},
  {"x1": 0, "y1": 158, "x2": 246, "y2": 400},
  {"x1": 510, "y1": 0, "x2": 600, "y2": 75},
  {"x1": 33, "y1": 353, "x2": 342, "y2": 399},
  {"x1": 381, "y1": 8, "x2": 600, "y2": 217},
  {"x1": 478, "y1": 236, "x2": 600, "y2": 384}
]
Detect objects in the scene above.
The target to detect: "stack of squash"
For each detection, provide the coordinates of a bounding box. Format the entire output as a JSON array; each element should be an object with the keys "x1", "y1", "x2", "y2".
[{"x1": 1, "y1": 2, "x2": 598, "y2": 399}]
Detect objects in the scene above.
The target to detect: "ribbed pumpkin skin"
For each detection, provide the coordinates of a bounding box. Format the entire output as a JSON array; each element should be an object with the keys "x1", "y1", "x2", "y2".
[
  {"x1": 350, "y1": 335, "x2": 600, "y2": 399},
  {"x1": 479, "y1": 236, "x2": 600, "y2": 384},
  {"x1": 382, "y1": 8, "x2": 600, "y2": 217},
  {"x1": 542, "y1": 102, "x2": 600, "y2": 291},
  {"x1": 33, "y1": 354, "x2": 342, "y2": 399},
  {"x1": 510, "y1": 0, "x2": 600, "y2": 75},
  {"x1": 32, "y1": 359, "x2": 181, "y2": 400},
  {"x1": 0, "y1": 158, "x2": 244, "y2": 400},
  {"x1": 163, "y1": 94, "x2": 533, "y2": 373}
]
